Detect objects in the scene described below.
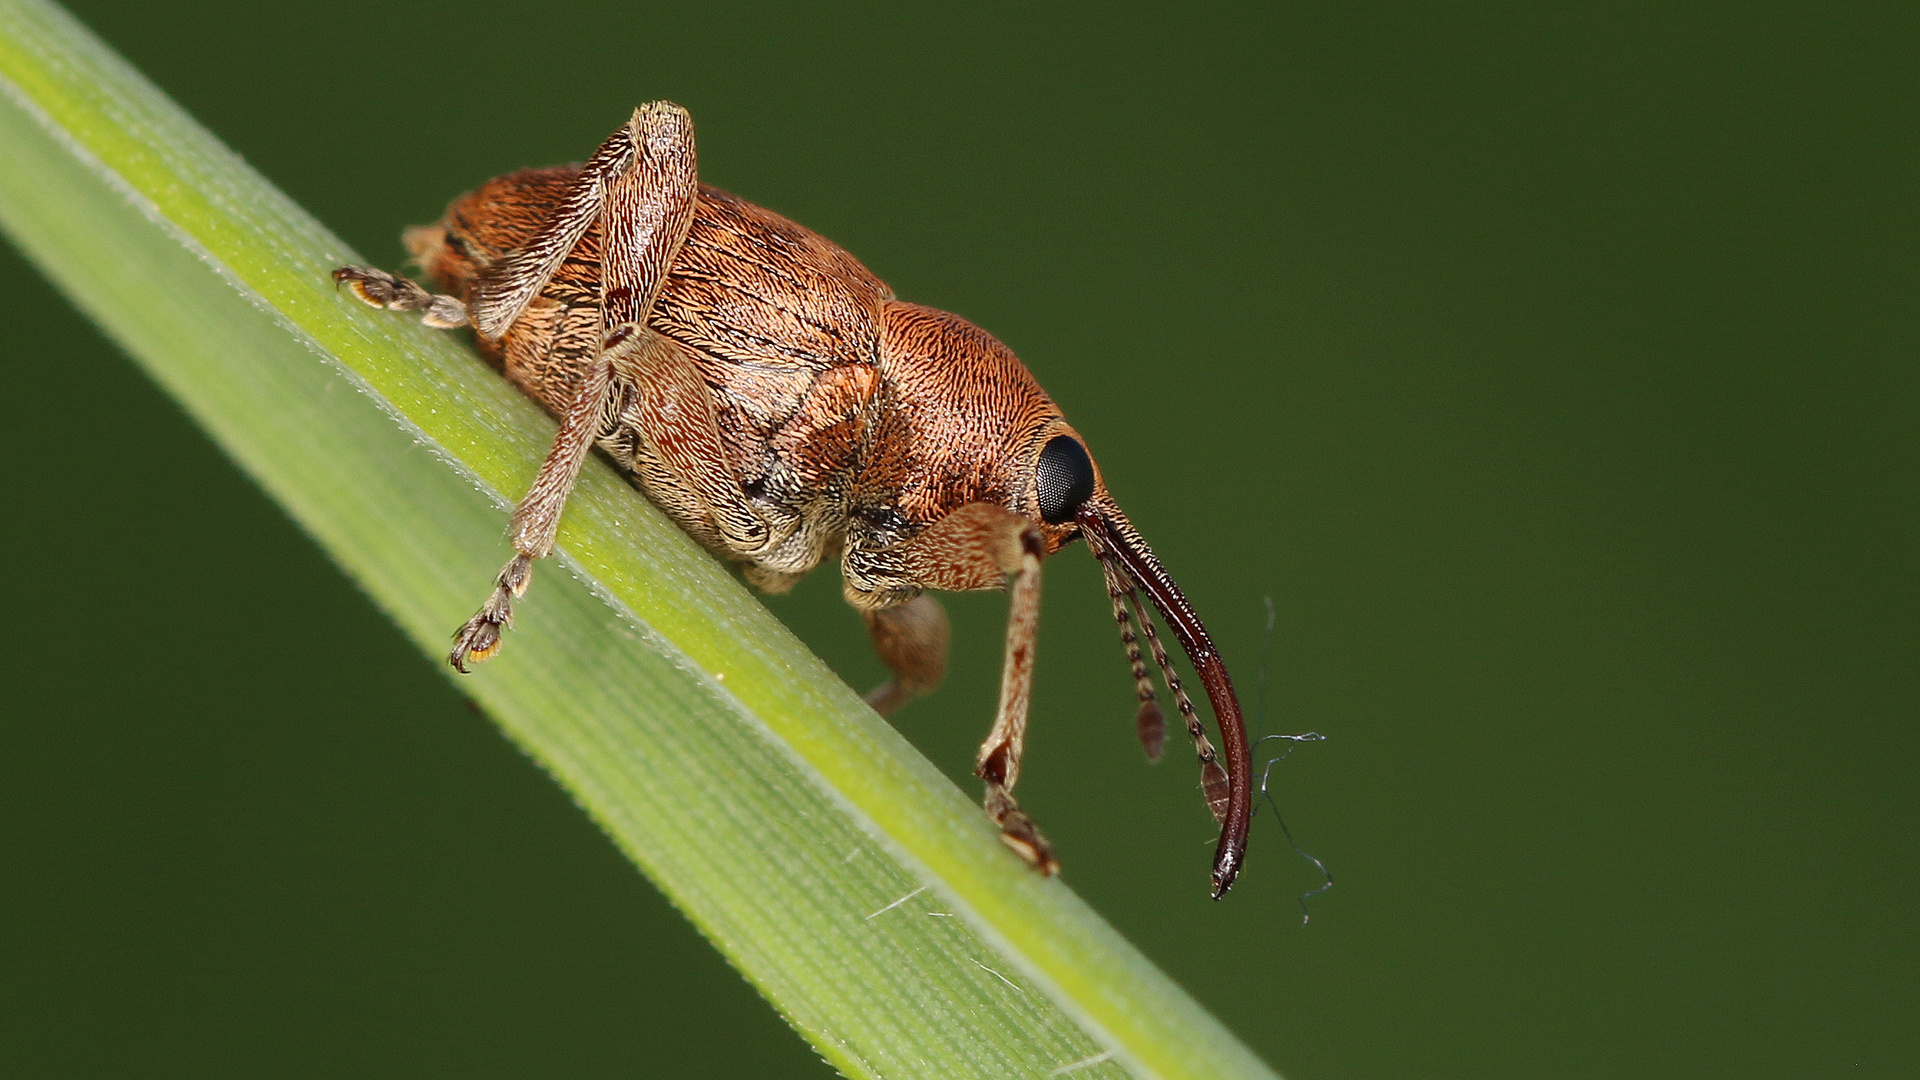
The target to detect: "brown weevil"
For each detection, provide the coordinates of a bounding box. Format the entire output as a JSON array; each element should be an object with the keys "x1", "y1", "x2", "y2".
[{"x1": 334, "y1": 103, "x2": 1254, "y2": 897}]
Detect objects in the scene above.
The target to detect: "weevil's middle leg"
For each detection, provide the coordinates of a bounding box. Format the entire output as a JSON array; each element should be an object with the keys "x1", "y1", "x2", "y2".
[
  {"x1": 863, "y1": 595, "x2": 950, "y2": 715},
  {"x1": 449, "y1": 354, "x2": 615, "y2": 670},
  {"x1": 332, "y1": 265, "x2": 469, "y2": 329}
]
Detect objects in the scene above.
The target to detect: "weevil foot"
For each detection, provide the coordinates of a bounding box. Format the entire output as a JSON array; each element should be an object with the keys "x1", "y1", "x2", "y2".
[
  {"x1": 449, "y1": 613, "x2": 503, "y2": 672},
  {"x1": 984, "y1": 785, "x2": 1060, "y2": 876},
  {"x1": 449, "y1": 555, "x2": 531, "y2": 673},
  {"x1": 333, "y1": 265, "x2": 469, "y2": 329},
  {"x1": 449, "y1": 598, "x2": 509, "y2": 673}
]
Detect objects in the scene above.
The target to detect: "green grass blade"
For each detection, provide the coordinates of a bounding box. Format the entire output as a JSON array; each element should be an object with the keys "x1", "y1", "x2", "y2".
[{"x1": 0, "y1": 3, "x2": 1279, "y2": 1077}]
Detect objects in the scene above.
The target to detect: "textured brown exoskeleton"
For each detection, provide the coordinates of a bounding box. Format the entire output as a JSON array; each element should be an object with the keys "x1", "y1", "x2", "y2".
[{"x1": 334, "y1": 103, "x2": 1254, "y2": 896}]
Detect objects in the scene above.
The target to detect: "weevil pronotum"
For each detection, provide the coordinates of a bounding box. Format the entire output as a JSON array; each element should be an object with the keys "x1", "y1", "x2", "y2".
[{"x1": 334, "y1": 103, "x2": 1254, "y2": 897}]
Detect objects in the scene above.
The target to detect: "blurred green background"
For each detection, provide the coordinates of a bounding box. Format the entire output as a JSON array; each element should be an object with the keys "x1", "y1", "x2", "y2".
[{"x1": 3, "y1": 1, "x2": 1914, "y2": 1076}]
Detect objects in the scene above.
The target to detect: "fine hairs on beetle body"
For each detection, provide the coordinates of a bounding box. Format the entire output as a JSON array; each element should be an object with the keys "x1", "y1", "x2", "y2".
[{"x1": 335, "y1": 103, "x2": 1255, "y2": 897}]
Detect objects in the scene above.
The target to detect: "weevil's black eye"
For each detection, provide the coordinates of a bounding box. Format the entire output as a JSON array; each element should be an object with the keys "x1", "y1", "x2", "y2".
[{"x1": 1035, "y1": 435, "x2": 1096, "y2": 525}]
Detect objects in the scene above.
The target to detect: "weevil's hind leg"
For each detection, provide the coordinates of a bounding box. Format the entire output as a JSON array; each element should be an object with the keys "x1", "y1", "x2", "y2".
[
  {"x1": 450, "y1": 102, "x2": 702, "y2": 672},
  {"x1": 332, "y1": 265, "x2": 469, "y2": 329},
  {"x1": 863, "y1": 595, "x2": 950, "y2": 715}
]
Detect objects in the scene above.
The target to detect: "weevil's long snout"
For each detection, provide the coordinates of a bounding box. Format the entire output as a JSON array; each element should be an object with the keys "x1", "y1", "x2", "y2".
[{"x1": 1075, "y1": 500, "x2": 1253, "y2": 899}]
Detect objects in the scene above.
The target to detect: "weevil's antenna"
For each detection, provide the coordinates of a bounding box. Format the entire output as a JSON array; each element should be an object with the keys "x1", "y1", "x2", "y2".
[
  {"x1": 1118, "y1": 565, "x2": 1231, "y2": 825},
  {"x1": 1079, "y1": 502, "x2": 1252, "y2": 898},
  {"x1": 1252, "y1": 596, "x2": 1333, "y2": 925},
  {"x1": 1098, "y1": 554, "x2": 1165, "y2": 761}
]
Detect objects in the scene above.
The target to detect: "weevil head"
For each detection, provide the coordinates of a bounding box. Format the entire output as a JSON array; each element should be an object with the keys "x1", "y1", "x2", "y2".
[
  {"x1": 873, "y1": 303, "x2": 1254, "y2": 895},
  {"x1": 1012, "y1": 423, "x2": 1255, "y2": 899},
  {"x1": 1015, "y1": 423, "x2": 1105, "y2": 555}
]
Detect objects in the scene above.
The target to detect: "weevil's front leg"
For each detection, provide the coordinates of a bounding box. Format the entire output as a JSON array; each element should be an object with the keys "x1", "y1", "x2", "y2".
[
  {"x1": 449, "y1": 102, "x2": 701, "y2": 671},
  {"x1": 844, "y1": 503, "x2": 1057, "y2": 873},
  {"x1": 332, "y1": 266, "x2": 469, "y2": 329},
  {"x1": 976, "y1": 522, "x2": 1056, "y2": 873}
]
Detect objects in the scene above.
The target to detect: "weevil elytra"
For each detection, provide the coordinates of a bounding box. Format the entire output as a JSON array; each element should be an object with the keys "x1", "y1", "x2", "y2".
[{"x1": 334, "y1": 103, "x2": 1255, "y2": 897}]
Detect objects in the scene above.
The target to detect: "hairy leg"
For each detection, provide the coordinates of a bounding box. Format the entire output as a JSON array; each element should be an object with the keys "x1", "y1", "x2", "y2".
[
  {"x1": 862, "y1": 595, "x2": 950, "y2": 715},
  {"x1": 332, "y1": 265, "x2": 468, "y2": 329},
  {"x1": 845, "y1": 502, "x2": 1058, "y2": 873}
]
